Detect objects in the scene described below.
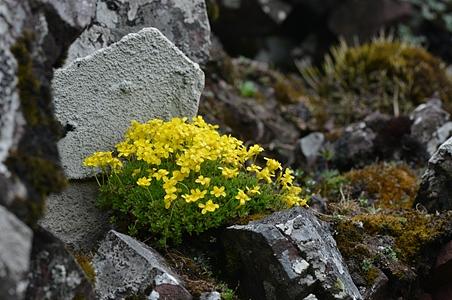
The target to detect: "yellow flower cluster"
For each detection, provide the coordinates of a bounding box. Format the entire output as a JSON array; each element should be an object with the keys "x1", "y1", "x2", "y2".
[
  {"x1": 84, "y1": 116, "x2": 306, "y2": 213},
  {"x1": 83, "y1": 151, "x2": 123, "y2": 170}
]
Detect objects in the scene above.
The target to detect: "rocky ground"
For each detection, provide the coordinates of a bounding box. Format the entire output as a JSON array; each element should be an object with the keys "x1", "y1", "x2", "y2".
[{"x1": 1, "y1": 1, "x2": 452, "y2": 300}]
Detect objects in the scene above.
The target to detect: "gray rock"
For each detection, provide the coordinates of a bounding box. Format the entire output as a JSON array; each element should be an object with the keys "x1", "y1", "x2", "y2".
[
  {"x1": 298, "y1": 132, "x2": 325, "y2": 166},
  {"x1": 66, "y1": 0, "x2": 211, "y2": 64},
  {"x1": 0, "y1": 205, "x2": 33, "y2": 300},
  {"x1": 39, "y1": 181, "x2": 110, "y2": 252},
  {"x1": 411, "y1": 99, "x2": 451, "y2": 156},
  {"x1": 200, "y1": 291, "x2": 221, "y2": 300},
  {"x1": 37, "y1": 0, "x2": 96, "y2": 28},
  {"x1": 25, "y1": 226, "x2": 95, "y2": 300},
  {"x1": 93, "y1": 230, "x2": 192, "y2": 300},
  {"x1": 333, "y1": 122, "x2": 376, "y2": 170},
  {"x1": 223, "y1": 207, "x2": 362, "y2": 300},
  {"x1": 0, "y1": 0, "x2": 27, "y2": 175},
  {"x1": 415, "y1": 137, "x2": 452, "y2": 212},
  {"x1": 53, "y1": 27, "x2": 204, "y2": 179}
]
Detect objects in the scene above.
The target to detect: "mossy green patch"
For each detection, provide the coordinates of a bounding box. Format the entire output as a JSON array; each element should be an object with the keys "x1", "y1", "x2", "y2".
[
  {"x1": 302, "y1": 37, "x2": 452, "y2": 125},
  {"x1": 344, "y1": 162, "x2": 419, "y2": 209}
]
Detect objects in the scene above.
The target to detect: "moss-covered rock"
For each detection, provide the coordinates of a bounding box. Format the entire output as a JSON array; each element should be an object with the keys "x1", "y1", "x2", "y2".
[
  {"x1": 344, "y1": 162, "x2": 419, "y2": 209},
  {"x1": 302, "y1": 38, "x2": 452, "y2": 125},
  {"x1": 6, "y1": 32, "x2": 67, "y2": 225}
]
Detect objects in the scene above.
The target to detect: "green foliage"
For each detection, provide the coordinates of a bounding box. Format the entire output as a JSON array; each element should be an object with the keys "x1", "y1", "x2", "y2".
[
  {"x1": 98, "y1": 160, "x2": 286, "y2": 246},
  {"x1": 301, "y1": 37, "x2": 452, "y2": 125},
  {"x1": 239, "y1": 80, "x2": 258, "y2": 97},
  {"x1": 85, "y1": 117, "x2": 305, "y2": 247}
]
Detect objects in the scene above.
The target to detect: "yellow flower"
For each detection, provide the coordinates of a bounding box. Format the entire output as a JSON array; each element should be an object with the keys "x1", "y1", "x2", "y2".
[
  {"x1": 246, "y1": 164, "x2": 261, "y2": 173},
  {"x1": 246, "y1": 185, "x2": 261, "y2": 196},
  {"x1": 210, "y1": 186, "x2": 226, "y2": 198},
  {"x1": 247, "y1": 144, "x2": 264, "y2": 157},
  {"x1": 279, "y1": 168, "x2": 294, "y2": 187},
  {"x1": 264, "y1": 157, "x2": 282, "y2": 172},
  {"x1": 195, "y1": 175, "x2": 211, "y2": 186},
  {"x1": 198, "y1": 200, "x2": 220, "y2": 214},
  {"x1": 182, "y1": 189, "x2": 207, "y2": 203},
  {"x1": 256, "y1": 168, "x2": 273, "y2": 183},
  {"x1": 153, "y1": 169, "x2": 169, "y2": 180},
  {"x1": 219, "y1": 167, "x2": 239, "y2": 179},
  {"x1": 235, "y1": 189, "x2": 250, "y2": 206},
  {"x1": 137, "y1": 177, "x2": 151, "y2": 187},
  {"x1": 172, "y1": 170, "x2": 188, "y2": 181}
]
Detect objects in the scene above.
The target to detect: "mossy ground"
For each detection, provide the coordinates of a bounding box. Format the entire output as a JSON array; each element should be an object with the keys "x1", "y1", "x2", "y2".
[
  {"x1": 301, "y1": 37, "x2": 452, "y2": 126},
  {"x1": 307, "y1": 162, "x2": 452, "y2": 298}
]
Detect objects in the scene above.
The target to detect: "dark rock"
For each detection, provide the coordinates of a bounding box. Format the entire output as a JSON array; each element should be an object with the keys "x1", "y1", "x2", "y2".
[
  {"x1": 0, "y1": 205, "x2": 33, "y2": 300},
  {"x1": 415, "y1": 137, "x2": 452, "y2": 212},
  {"x1": 424, "y1": 240, "x2": 452, "y2": 300},
  {"x1": 199, "y1": 49, "x2": 307, "y2": 165},
  {"x1": 223, "y1": 207, "x2": 362, "y2": 300},
  {"x1": 25, "y1": 226, "x2": 95, "y2": 300},
  {"x1": 66, "y1": 0, "x2": 211, "y2": 64},
  {"x1": 410, "y1": 99, "x2": 452, "y2": 156},
  {"x1": 93, "y1": 230, "x2": 192, "y2": 300},
  {"x1": 333, "y1": 122, "x2": 376, "y2": 170},
  {"x1": 328, "y1": 0, "x2": 412, "y2": 42}
]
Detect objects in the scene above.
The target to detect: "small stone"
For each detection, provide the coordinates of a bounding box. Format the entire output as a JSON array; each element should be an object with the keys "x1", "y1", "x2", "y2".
[
  {"x1": 52, "y1": 28, "x2": 204, "y2": 179},
  {"x1": 93, "y1": 230, "x2": 191, "y2": 300}
]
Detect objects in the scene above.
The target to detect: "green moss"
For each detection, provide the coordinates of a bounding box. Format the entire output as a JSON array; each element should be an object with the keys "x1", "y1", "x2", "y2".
[
  {"x1": 302, "y1": 37, "x2": 452, "y2": 125},
  {"x1": 344, "y1": 162, "x2": 419, "y2": 209},
  {"x1": 6, "y1": 31, "x2": 67, "y2": 225},
  {"x1": 74, "y1": 254, "x2": 96, "y2": 284}
]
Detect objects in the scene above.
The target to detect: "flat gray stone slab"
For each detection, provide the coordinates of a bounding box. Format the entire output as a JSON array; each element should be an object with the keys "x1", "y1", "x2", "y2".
[
  {"x1": 39, "y1": 181, "x2": 110, "y2": 252},
  {"x1": 66, "y1": 0, "x2": 211, "y2": 64},
  {"x1": 0, "y1": 205, "x2": 33, "y2": 300},
  {"x1": 52, "y1": 27, "x2": 204, "y2": 179}
]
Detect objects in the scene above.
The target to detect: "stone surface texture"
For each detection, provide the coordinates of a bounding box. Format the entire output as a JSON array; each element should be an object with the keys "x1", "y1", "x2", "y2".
[
  {"x1": 0, "y1": 0, "x2": 26, "y2": 175},
  {"x1": 53, "y1": 27, "x2": 204, "y2": 179},
  {"x1": 38, "y1": 0, "x2": 96, "y2": 28},
  {"x1": 415, "y1": 137, "x2": 452, "y2": 212},
  {"x1": 39, "y1": 181, "x2": 110, "y2": 252},
  {"x1": 93, "y1": 230, "x2": 192, "y2": 300},
  {"x1": 223, "y1": 207, "x2": 362, "y2": 300},
  {"x1": 25, "y1": 226, "x2": 95, "y2": 300},
  {"x1": 410, "y1": 99, "x2": 452, "y2": 156},
  {"x1": 66, "y1": 0, "x2": 211, "y2": 64},
  {"x1": 0, "y1": 205, "x2": 33, "y2": 300}
]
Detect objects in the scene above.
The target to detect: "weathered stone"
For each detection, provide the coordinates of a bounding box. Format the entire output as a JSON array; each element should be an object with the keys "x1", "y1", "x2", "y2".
[
  {"x1": 0, "y1": 0, "x2": 27, "y2": 176},
  {"x1": 66, "y1": 0, "x2": 211, "y2": 64},
  {"x1": 223, "y1": 207, "x2": 362, "y2": 300},
  {"x1": 25, "y1": 226, "x2": 95, "y2": 300},
  {"x1": 410, "y1": 99, "x2": 451, "y2": 156},
  {"x1": 0, "y1": 205, "x2": 33, "y2": 300},
  {"x1": 200, "y1": 291, "x2": 222, "y2": 300},
  {"x1": 333, "y1": 122, "x2": 376, "y2": 170},
  {"x1": 39, "y1": 181, "x2": 110, "y2": 252},
  {"x1": 415, "y1": 137, "x2": 452, "y2": 212},
  {"x1": 93, "y1": 230, "x2": 192, "y2": 300},
  {"x1": 53, "y1": 27, "x2": 204, "y2": 179},
  {"x1": 37, "y1": 0, "x2": 96, "y2": 28}
]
